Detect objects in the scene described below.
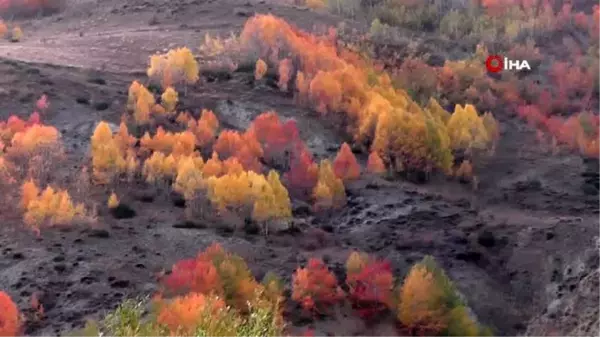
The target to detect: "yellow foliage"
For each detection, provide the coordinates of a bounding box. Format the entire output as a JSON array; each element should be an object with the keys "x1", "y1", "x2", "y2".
[
  {"x1": 207, "y1": 171, "x2": 254, "y2": 212},
  {"x1": 173, "y1": 155, "x2": 206, "y2": 200},
  {"x1": 312, "y1": 159, "x2": 345, "y2": 210},
  {"x1": 255, "y1": 59, "x2": 268, "y2": 80},
  {"x1": 252, "y1": 170, "x2": 292, "y2": 222},
  {"x1": 10, "y1": 124, "x2": 60, "y2": 154},
  {"x1": 11, "y1": 26, "x2": 22, "y2": 42},
  {"x1": 223, "y1": 157, "x2": 244, "y2": 176},
  {"x1": 147, "y1": 47, "x2": 200, "y2": 88},
  {"x1": 127, "y1": 81, "x2": 155, "y2": 124},
  {"x1": 91, "y1": 122, "x2": 132, "y2": 184},
  {"x1": 447, "y1": 104, "x2": 491, "y2": 151},
  {"x1": 161, "y1": 87, "x2": 179, "y2": 113},
  {"x1": 22, "y1": 182, "x2": 86, "y2": 231},
  {"x1": 306, "y1": 0, "x2": 326, "y2": 10},
  {"x1": 21, "y1": 179, "x2": 40, "y2": 209},
  {"x1": 108, "y1": 192, "x2": 119, "y2": 209},
  {"x1": 143, "y1": 152, "x2": 178, "y2": 183},
  {"x1": 398, "y1": 264, "x2": 447, "y2": 334}
]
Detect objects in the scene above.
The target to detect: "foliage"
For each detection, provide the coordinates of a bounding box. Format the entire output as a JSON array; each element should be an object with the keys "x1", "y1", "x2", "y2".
[
  {"x1": 173, "y1": 155, "x2": 205, "y2": 200},
  {"x1": 160, "y1": 87, "x2": 178, "y2": 114},
  {"x1": 213, "y1": 129, "x2": 263, "y2": 173},
  {"x1": 9, "y1": 124, "x2": 60, "y2": 155},
  {"x1": 332, "y1": 142, "x2": 360, "y2": 181},
  {"x1": 21, "y1": 181, "x2": 87, "y2": 233},
  {"x1": 291, "y1": 258, "x2": 344, "y2": 313},
  {"x1": 0, "y1": 20, "x2": 6, "y2": 38},
  {"x1": 140, "y1": 127, "x2": 196, "y2": 157},
  {"x1": 446, "y1": 104, "x2": 492, "y2": 152},
  {"x1": 345, "y1": 252, "x2": 394, "y2": 320},
  {"x1": 313, "y1": 159, "x2": 346, "y2": 211},
  {"x1": 108, "y1": 192, "x2": 119, "y2": 209},
  {"x1": 202, "y1": 152, "x2": 224, "y2": 178},
  {"x1": 255, "y1": 59, "x2": 267, "y2": 80},
  {"x1": 10, "y1": 26, "x2": 22, "y2": 42},
  {"x1": 142, "y1": 152, "x2": 178, "y2": 183},
  {"x1": 366, "y1": 150, "x2": 386, "y2": 174},
  {"x1": 248, "y1": 111, "x2": 302, "y2": 167},
  {"x1": 0, "y1": 291, "x2": 21, "y2": 336},
  {"x1": 91, "y1": 121, "x2": 136, "y2": 184},
  {"x1": 252, "y1": 170, "x2": 292, "y2": 223},
  {"x1": 186, "y1": 109, "x2": 220, "y2": 149},
  {"x1": 285, "y1": 145, "x2": 319, "y2": 199},
  {"x1": 147, "y1": 47, "x2": 199, "y2": 88},
  {"x1": 127, "y1": 81, "x2": 155, "y2": 124}
]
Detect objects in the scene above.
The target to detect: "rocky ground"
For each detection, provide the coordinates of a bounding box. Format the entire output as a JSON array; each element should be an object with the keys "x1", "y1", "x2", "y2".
[{"x1": 0, "y1": 0, "x2": 598, "y2": 336}]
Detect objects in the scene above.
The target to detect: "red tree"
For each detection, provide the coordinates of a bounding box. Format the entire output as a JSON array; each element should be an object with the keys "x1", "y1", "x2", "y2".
[{"x1": 333, "y1": 142, "x2": 360, "y2": 181}]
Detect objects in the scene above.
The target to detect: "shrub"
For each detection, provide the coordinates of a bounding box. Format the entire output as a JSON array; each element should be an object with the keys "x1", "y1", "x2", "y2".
[
  {"x1": 140, "y1": 127, "x2": 196, "y2": 157},
  {"x1": 366, "y1": 150, "x2": 386, "y2": 174},
  {"x1": 142, "y1": 152, "x2": 178, "y2": 184},
  {"x1": 186, "y1": 109, "x2": 220, "y2": 149},
  {"x1": 160, "y1": 87, "x2": 178, "y2": 114},
  {"x1": 147, "y1": 47, "x2": 199, "y2": 88},
  {"x1": 291, "y1": 258, "x2": 344, "y2": 313},
  {"x1": 214, "y1": 129, "x2": 263, "y2": 173},
  {"x1": 446, "y1": 104, "x2": 493, "y2": 152},
  {"x1": 284, "y1": 145, "x2": 319, "y2": 199},
  {"x1": 333, "y1": 142, "x2": 360, "y2": 181},
  {"x1": 127, "y1": 81, "x2": 155, "y2": 124},
  {"x1": 91, "y1": 122, "x2": 131, "y2": 184},
  {"x1": 313, "y1": 159, "x2": 346, "y2": 211},
  {"x1": 248, "y1": 111, "x2": 302, "y2": 168},
  {"x1": 21, "y1": 181, "x2": 88, "y2": 233},
  {"x1": 108, "y1": 192, "x2": 119, "y2": 209},
  {"x1": 255, "y1": 59, "x2": 267, "y2": 80},
  {"x1": 10, "y1": 26, "x2": 22, "y2": 42},
  {"x1": 155, "y1": 293, "x2": 227, "y2": 336},
  {"x1": 345, "y1": 252, "x2": 394, "y2": 320},
  {"x1": 0, "y1": 291, "x2": 21, "y2": 336}
]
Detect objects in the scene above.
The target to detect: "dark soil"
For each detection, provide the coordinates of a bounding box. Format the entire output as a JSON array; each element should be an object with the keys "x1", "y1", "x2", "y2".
[{"x1": 0, "y1": 0, "x2": 598, "y2": 336}]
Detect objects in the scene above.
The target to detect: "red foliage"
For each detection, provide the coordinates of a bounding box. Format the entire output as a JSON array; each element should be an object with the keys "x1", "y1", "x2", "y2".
[
  {"x1": 162, "y1": 256, "x2": 223, "y2": 296},
  {"x1": 366, "y1": 151, "x2": 386, "y2": 174},
  {"x1": 291, "y1": 258, "x2": 344, "y2": 313},
  {"x1": 0, "y1": 291, "x2": 21, "y2": 336},
  {"x1": 346, "y1": 260, "x2": 394, "y2": 320},
  {"x1": 284, "y1": 144, "x2": 319, "y2": 199},
  {"x1": 248, "y1": 111, "x2": 302, "y2": 165},
  {"x1": 332, "y1": 142, "x2": 360, "y2": 181}
]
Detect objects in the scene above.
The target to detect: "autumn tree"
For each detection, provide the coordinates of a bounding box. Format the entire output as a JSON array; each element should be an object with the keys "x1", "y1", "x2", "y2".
[
  {"x1": 107, "y1": 192, "x2": 119, "y2": 209},
  {"x1": 202, "y1": 152, "x2": 223, "y2": 177},
  {"x1": 214, "y1": 129, "x2": 263, "y2": 173},
  {"x1": 366, "y1": 151, "x2": 386, "y2": 174},
  {"x1": 333, "y1": 142, "x2": 360, "y2": 181},
  {"x1": 186, "y1": 109, "x2": 220, "y2": 149},
  {"x1": 284, "y1": 145, "x2": 318, "y2": 199},
  {"x1": 91, "y1": 122, "x2": 127, "y2": 184},
  {"x1": 143, "y1": 152, "x2": 178, "y2": 184},
  {"x1": 345, "y1": 251, "x2": 394, "y2": 319},
  {"x1": 173, "y1": 155, "x2": 205, "y2": 201},
  {"x1": 248, "y1": 111, "x2": 301, "y2": 168},
  {"x1": 313, "y1": 159, "x2": 346, "y2": 211},
  {"x1": 255, "y1": 58, "x2": 268, "y2": 80},
  {"x1": 252, "y1": 170, "x2": 292, "y2": 226},
  {"x1": 0, "y1": 291, "x2": 21, "y2": 336},
  {"x1": 446, "y1": 104, "x2": 492, "y2": 153},
  {"x1": 147, "y1": 47, "x2": 200, "y2": 89},
  {"x1": 127, "y1": 81, "x2": 155, "y2": 124},
  {"x1": 292, "y1": 258, "x2": 344, "y2": 314},
  {"x1": 156, "y1": 293, "x2": 226, "y2": 336},
  {"x1": 161, "y1": 87, "x2": 178, "y2": 114}
]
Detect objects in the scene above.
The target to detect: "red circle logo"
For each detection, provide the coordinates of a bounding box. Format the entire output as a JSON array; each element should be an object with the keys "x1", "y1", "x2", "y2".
[{"x1": 486, "y1": 55, "x2": 503, "y2": 73}]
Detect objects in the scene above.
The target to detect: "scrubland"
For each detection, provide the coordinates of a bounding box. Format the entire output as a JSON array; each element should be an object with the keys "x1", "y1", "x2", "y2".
[{"x1": 0, "y1": 0, "x2": 598, "y2": 336}]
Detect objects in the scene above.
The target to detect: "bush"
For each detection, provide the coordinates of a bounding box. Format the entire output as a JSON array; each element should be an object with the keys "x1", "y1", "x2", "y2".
[
  {"x1": 292, "y1": 258, "x2": 344, "y2": 313},
  {"x1": 147, "y1": 47, "x2": 199, "y2": 89},
  {"x1": 345, "y1": 252, "x2": 394, "y2": 319},
  {"x1": 332, "y1": 142, "x2": 361, "y2": 181},
  {"x1": 0, "y1": 291, "x2": 21, "y2": 336},
  {"x1": 255, "y1": 59, "x2": 267, "y2": 80}
]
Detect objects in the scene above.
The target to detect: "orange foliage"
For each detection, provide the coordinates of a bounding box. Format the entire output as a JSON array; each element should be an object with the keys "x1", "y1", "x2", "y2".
[
  {"x1": 202, "y1": 152, "x2": 223, "y2": 177},
  {"x1": 140, "y1": 127, "x2": 196, "y2": 157},
  {"x1": 292, "y1": 258, "x2": 344, "y2": 313},
  {"x1": 162, "y1": 243, "x2": 263, "y2": 312},
  {"x1": 8, "y1": 124, "x2": 59, "y2": 155},
  {"x1": 147, "y1": 47, "x2": 200, "y2": 88},
  {"x1": 156, "y1": 293, "x2": 225, "y2": 336},
  {"x1": 278, "y1": 58, "x2": 293, "y2": 91},
  {"x1": 213, "y1": 129, "x2": 263, "y2": 173},
  {"x1": 127, "y1": 81, "x2": 155, "y2": 124},
  {"x1": 240, "y1": 15, "x2": 460, "y2": 174},
  {"x1": 0, "y1": 291, "x2": 20, "y2": 337},
  {"x1": 366, "y1": 151, "x2": 386, "y2": 174},
  {"x1": 333, "y1": 142, "x2": 360, "y2": 181},
  {"x1": 186, "y1": 109, "x2": 220, "y2": 149},
  {"x1": 255, "y1": 58, "x2": 268, "y2": 80},
  {"x1": 248, "y1": 111, "x2": 302, "y2": 165}
]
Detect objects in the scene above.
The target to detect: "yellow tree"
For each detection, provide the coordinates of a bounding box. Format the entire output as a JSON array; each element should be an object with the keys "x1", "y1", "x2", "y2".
[
  {"x1": 398, "y1": 263, "x2": 448, "y2": 335},
  {"x1": 161, "y1": 87, "x2": 179, "y2": 114},
  {"x1": 255, "y1": 59, "x2": 268, "y2": 80},
  {"x1": 313, "y1": 159, "x2": 345, "y2": 209},
  {"x1": 267, "y1": 170, "x2": 292, "y2": 219},
  {"x1": 446, "y1": 104, "x2": 490, "y2": 152},
  {"x1": 174, "y1": 156, "x2": 206, "y2": 200}
]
